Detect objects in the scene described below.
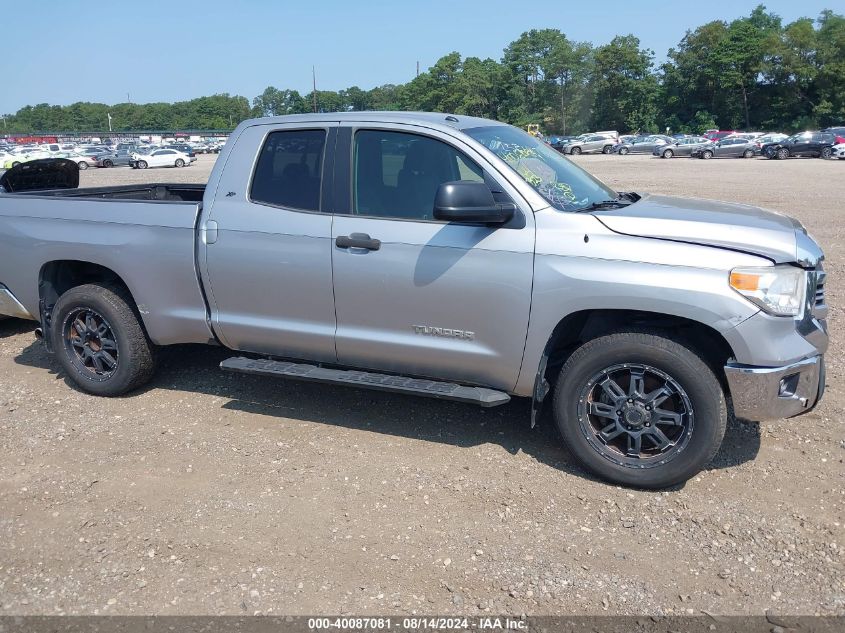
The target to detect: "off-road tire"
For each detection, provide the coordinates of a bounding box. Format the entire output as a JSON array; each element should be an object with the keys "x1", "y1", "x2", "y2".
[
  {"x1": 50, "y1": 283, "x2": 156, "y2": 396},
  {"x1": 552, "y1": 330, "x2": 727, "y2": 489}
]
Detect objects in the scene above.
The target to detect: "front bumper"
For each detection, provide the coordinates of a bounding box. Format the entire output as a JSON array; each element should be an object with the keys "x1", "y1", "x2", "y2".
[{"x1": 725, "y1": 355, "x2": 825, "y2": 421}]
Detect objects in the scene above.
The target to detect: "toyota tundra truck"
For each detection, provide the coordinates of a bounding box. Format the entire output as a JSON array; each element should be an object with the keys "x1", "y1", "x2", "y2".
[{"x1": 0, "y1": 112, "x2": 828, "y2": 488}]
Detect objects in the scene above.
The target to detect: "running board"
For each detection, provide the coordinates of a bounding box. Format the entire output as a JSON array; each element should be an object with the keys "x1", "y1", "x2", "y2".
[{"x1": 220, "y1": 357, "x2": 511, "y2": 407}]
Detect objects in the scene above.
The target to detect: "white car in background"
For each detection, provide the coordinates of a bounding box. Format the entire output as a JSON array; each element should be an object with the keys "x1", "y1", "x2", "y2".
[
  {"x1": 130, "y1": 148, "x2": 192, "y2": 169},
  {"x1": 832, "y1": 143, "x2": 845, "y2": 160}
]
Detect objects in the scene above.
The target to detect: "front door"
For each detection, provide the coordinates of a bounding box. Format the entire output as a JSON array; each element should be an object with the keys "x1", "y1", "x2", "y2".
[
  {"x1": 202, "y1": 123, "x2": 338, "y2": 363},
  {"x1": 330, "y1": 126, "x2": 535, "y2": 391}
]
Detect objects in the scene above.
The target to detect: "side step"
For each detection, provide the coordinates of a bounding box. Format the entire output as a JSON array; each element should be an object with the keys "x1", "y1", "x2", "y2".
[{"x1": 220, "y1": 357, "x2": 511, "y2": 407}]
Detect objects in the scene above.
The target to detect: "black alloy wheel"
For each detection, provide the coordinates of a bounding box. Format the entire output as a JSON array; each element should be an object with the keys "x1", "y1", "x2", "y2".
[
  {"x1": 62, "y1": 308, "x2": 119, "y2": 380},
  {"x1": 577, "y1": 363, "x2": 693, "y2": 466}
]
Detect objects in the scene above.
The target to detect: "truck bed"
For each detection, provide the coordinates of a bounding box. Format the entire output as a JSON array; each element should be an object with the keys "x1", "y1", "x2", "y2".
[
  {"x1": 0, "y1": 183, "x2": 214, "y2": 346},
  {"x1": 16, "y1": 183, "x2": 206, "y2": 203}
]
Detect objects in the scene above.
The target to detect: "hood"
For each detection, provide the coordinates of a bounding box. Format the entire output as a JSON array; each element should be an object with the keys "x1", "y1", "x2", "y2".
[
  {"x1": 593, "y1": 193, "x2": 802, "y2": 264},
  {"x1": 0, "y1": 158, "x2": 79, "y2": 193}
]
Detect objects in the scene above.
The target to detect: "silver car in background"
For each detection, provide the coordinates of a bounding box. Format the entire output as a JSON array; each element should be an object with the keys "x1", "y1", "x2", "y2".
[
  {"x1": 653, "y1": 136, "x2": 712, "y2": 158},
  {"x1": 614, "y1": 135, "x2": 673, "y2": 155},
  {"x1": 691, "y1": 137, "x2": 758, "y2": 159},
  {"x1": 563, "y1": 133, "x2": 617, "y2": 155}
]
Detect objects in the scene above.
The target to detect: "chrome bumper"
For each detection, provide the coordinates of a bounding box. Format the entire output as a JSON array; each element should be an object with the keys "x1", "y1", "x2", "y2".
[
  {"x1": 725, "y1": 355, "x2": 825, "y2": 421},
  {"x1": 0, "y1": 284, "x2": 34, "y2": 319}
]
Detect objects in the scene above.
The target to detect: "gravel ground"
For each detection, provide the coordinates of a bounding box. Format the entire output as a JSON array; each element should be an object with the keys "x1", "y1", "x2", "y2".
[{"x1": 0, "y1": 152, "x2": 843, "y2": 616}]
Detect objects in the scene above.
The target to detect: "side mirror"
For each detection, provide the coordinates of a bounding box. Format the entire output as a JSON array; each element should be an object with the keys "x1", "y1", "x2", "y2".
[{"x1": 433, "y1": 181, "x2": 515, "y2": 225}]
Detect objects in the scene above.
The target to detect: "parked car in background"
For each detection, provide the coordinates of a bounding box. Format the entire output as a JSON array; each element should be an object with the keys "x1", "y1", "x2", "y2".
[
  {"x1": 549, "y1": 136, "x2": 577, "y2": 152},
  {"x1": 56, "y1": 151, "x2": 101, "y2": 170},
  {"x1": 165, "y1": 144, "x2": 197, "y2": 160},
  {"x1": 615, "y1": 135, "x2": 673, "y2": 155},
  {"x1": 724, "y1": 132, "x2": 762, "y2": 141},
  {"x1": 753, "y1": 133, "x2": 788, "y2": 152},
  {"x1": 97, "y1": 149, "x2": 134, "y2": 168},
  {"x1": 130, "y1": 148, "x2": 192, "y2": 169},
  {"x1": 691, "y1": 137, "x2": 758, "y2": 159},
  {"x1": 831, "y1": 143, "x2": 845, "y2": 160},
  {"x1": 2, "y1": 150, "x2": 50, "y2": 169},
  {"x1": 762, "y1": 131, "x2": 837, "y2": 159},
  {"x1": 703, "y1": 130, "x2": 736, "y2": 141},
  {"x1": 653, "y1": 136, "x2": 712, "y2": 158},
  {"x1": 563, "y1": 134, "x2": 617, "y2": 155}
]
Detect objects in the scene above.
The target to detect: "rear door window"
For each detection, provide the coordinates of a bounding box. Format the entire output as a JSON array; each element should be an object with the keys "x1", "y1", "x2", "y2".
[{"x1": 250, "y1": 129, "x2": 326, "y2": 212}]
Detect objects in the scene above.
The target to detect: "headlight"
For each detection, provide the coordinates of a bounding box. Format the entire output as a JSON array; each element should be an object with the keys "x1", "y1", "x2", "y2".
[{"x1": 729, "y1": 265, "x2": 806, "y2": 316}]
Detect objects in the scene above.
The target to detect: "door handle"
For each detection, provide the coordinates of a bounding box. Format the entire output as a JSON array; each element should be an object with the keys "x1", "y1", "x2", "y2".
[{"x1": 336, "y1": 233, "x2": 381, "y2": 251}]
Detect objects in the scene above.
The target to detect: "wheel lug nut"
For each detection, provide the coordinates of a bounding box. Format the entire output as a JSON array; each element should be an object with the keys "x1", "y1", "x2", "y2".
[{"x1": 627, "y1": 398, "x2": 633, "y2": 403}]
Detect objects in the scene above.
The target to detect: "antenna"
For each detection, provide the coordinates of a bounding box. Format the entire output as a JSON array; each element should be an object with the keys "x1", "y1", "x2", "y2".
[
  {"x1": 416, "y1": 61, "x2": 420, "y2": 77},
  {"x1": 312, "y1": 66, "x2": 318, "y2": 113}
]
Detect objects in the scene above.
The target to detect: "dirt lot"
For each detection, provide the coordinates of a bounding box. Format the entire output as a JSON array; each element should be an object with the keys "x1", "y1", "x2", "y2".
[{"x1": 0, "y1": 153, "x2": 843, "y2": 616}]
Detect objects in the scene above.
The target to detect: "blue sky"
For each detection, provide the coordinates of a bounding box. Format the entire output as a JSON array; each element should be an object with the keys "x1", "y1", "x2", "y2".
[{"x1": 2, "y1": 0, "x2": 837, "y2": 113}]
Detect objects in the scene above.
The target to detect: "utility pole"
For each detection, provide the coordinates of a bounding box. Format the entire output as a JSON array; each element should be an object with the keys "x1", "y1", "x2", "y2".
[
  {"x1": 312, "y1": 66, "x2": 318, "y2": 113},
  {"x1": 416, "y1": 61, "x2": 419, "y2": 78},
  {"x1": 127, "y1": 92, "x2": 131, "y2": 104},
  {"x1": 107, "y1": 112, "x2": 113, "y2": 132}
]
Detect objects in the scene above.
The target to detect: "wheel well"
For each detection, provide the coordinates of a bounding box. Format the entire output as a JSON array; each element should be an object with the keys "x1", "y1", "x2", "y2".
[
  {"x1": 541, "y1": 310, "x2": 734, "y2": 387},
  {"x1": 38, "y1": 261, "x2": 138, "y2": 330}
]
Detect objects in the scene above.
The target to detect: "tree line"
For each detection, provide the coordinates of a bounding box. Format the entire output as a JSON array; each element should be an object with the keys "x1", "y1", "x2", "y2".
[{"x1": 4, "y1": 5, "x2": 843, "y2": 136}]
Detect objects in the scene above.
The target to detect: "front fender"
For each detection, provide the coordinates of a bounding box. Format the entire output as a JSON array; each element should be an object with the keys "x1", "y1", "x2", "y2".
[{"x1": 512, "y1": 212, "x2": 769, "y2": 396}]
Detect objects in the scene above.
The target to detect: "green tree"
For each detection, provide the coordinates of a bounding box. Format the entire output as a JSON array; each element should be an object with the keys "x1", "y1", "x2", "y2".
[{"x1": 591, "y1": 35, "x2": 658, "y2": 132}]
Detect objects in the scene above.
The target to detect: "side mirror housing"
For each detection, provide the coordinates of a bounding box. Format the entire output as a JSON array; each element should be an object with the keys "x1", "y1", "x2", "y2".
[{"x1": 433, "y1": 182, "x2": 515, "y2": 224}]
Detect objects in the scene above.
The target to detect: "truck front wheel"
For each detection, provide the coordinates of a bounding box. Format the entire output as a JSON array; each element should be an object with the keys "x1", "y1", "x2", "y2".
[
  {"x1": 552, "y1": 331, "x2": 726, "y2": 488},
  {"x1": 49, "y1": 283, "x2": 156, "y2": 396}
]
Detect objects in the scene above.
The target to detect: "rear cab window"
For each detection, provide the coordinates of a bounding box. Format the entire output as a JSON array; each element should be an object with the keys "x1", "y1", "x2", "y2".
[{"x1": 250, "y1": 129, "x2": 326, "y2": 212}]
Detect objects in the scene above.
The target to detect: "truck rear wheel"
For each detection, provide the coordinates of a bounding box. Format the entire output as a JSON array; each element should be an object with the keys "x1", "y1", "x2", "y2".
[
  {"x1": 552, "y1": 330, "x2": 726, "y2": 489},
  {"x1": 49, "y1": 283, "x2": 156, "y2": 396}
]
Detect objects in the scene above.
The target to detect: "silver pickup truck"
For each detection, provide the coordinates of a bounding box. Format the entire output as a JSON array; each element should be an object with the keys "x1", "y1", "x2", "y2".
[{"x1": 0, "y1": 112, "x2": 828, "y2": 488}]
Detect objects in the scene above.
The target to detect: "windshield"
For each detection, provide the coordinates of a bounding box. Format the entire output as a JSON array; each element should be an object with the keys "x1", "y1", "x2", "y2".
[{"x1": 464, "y1": 125, "x2": 617, "y2": 212}]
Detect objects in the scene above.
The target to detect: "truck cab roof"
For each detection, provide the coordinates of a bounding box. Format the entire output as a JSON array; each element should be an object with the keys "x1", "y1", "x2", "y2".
[{"x1": 238, "y1": 111, "x2": 509, "y2": 133}]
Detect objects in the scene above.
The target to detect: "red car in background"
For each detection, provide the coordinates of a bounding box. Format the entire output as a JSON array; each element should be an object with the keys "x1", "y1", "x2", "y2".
[{"x1": 703, "y1": 130, "x2": 737, "y2": 141}]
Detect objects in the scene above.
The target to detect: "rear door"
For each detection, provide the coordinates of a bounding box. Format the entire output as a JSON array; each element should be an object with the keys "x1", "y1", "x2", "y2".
[
  {"x1": 329, "y1": 124, "x2": 535, "y2": 391},
  {"x1": 202, "y1": 122, "x2": 339, "y2": 362},
  {"x1": 716, "y1": 138, "x2": 738, "y2": 157},
  {"x1": 791, "y1": 133, "x2": 813, "y2": 155}
]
